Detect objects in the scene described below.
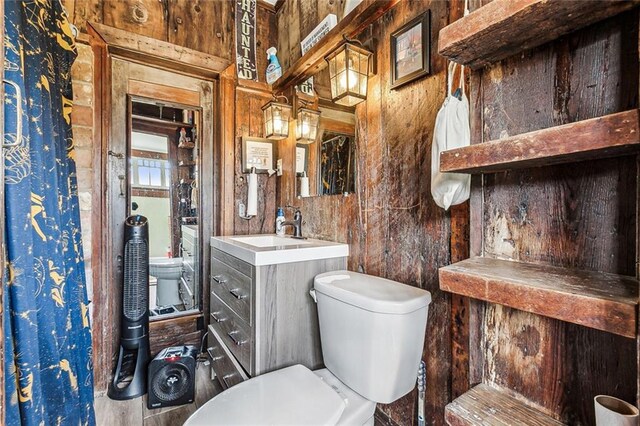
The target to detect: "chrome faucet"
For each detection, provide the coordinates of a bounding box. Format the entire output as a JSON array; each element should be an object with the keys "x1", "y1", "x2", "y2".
[{"x1": 281, "y1": 208, "x2": 303, "y2": 238}]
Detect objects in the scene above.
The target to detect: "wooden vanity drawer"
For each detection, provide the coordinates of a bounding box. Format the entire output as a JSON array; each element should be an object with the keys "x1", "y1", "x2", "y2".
[
  {"x1": 209, "y1": 294, "x2": 253, "y2": 373},
  {"x1": 207, "y1": 325, "x2": 247, "y2": 389},
  {"x1": 210, "y1": 257, "x2": 252, "y2": 324}
]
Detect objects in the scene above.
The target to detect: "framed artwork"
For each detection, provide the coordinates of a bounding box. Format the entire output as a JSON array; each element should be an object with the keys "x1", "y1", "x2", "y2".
[
  {"x1": 296, "y1": 144, "x2": 309, "y2": 176},
  {"x1": 390, "y1": 11, "x2": 431, "y2": 90},
  {"x1": 242, "y1": 136, "x2": 276, "y2": 173}
]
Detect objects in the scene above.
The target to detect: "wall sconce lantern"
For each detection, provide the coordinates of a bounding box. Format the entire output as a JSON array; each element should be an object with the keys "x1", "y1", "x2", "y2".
[
  {"x1": 325, "y1": 41, "x2": 372, "y2": 107},
  {"x1": 296, "y1": 107, "x2": 321, "y2": 144},
  {"x1": 262, "y1": 95, "x2": 292, "y2": 140}
]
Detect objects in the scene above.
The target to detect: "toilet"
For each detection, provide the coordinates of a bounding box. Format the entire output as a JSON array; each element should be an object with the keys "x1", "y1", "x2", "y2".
[
  {"x1": 149, "y1": 257, "x2": 183, "y2": 306},
  {"x1": 184, "y1": 271, "x2": 432, "y2": 426}
]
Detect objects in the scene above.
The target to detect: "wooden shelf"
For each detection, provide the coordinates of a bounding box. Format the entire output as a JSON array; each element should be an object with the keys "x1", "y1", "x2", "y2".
[
  {"x1": 440, "y1": 109, "x2": 640, "y2": 174},
  {"x1": 272, "y1": 0, "x2": 400, "y2": 92},
  {"x1": 439, "y1": 257, "x2": 638, "y2": 338},
  {"x1": 445, "y1": 384, "x2": 563, "y2": 426},
  {"x1": 438, "y1": 0, "x2": 640, "y2": 69}
]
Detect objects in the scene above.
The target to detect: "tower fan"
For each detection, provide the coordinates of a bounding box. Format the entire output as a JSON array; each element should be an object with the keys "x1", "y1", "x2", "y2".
[{"x1": 108, "y1": 215, "x2": 151, "y2": 400}]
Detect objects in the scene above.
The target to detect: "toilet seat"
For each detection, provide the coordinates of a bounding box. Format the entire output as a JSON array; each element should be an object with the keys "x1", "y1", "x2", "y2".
[{"x1": 184, "y1": 364, "x2": 346, "y2": 426}]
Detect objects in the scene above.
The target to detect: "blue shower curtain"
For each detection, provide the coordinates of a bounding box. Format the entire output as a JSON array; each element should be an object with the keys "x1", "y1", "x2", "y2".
[{"x1": 3, "y1": 1, "x2": 95, "y2": 424}]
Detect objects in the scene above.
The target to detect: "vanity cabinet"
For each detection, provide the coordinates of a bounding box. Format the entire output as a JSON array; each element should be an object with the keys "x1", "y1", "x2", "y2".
[{"x1": 207, "y1": 243, "x2": 347, "y2": 389}]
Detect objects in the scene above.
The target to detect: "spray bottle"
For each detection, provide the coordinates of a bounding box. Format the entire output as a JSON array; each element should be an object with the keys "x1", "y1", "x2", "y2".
[{"x1": 266, "y1": 47, "x2": 282, "y2": 84}]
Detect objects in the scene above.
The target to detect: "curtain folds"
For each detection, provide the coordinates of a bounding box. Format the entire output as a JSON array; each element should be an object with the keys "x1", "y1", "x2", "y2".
[{"x1": 3, "y1": 1, "x2": 95, "y2": 424}]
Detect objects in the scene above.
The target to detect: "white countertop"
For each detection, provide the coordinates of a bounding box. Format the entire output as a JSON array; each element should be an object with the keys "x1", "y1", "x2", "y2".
[{"x1": 210, "y1": 234, "x2": 349, "y2": 266}]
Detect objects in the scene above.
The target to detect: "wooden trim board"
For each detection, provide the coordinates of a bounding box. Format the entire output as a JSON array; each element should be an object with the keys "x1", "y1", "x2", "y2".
[
  {"x1": 439, "y1": 257, "x2": 638, "y2": 338},
  {"x1": 440, "y1": 109, "x2": 640, "y2": 174},
  {"x1": 438, "y1": 0, "x2": 640, "y2": 69},
  {"x1": 87, "y1": 22, "x2": 230, "y2": 78}
]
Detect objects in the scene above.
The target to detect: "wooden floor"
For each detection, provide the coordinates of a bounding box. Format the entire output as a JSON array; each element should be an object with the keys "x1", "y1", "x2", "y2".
[{"x1": 95, "y1": 361, "x2": 223, "y2": 426}]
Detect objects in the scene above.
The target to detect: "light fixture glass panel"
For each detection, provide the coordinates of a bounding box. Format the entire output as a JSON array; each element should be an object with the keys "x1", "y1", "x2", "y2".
[
  {"x1": 296, "y1": 107, "x2": 321, "y2": 144},
  {"x1": 262, "y1": 100, "x2": 292, "y2": 140},
  {"x1": 325, "y1": 42, "x2": 372, "y2": 106}
]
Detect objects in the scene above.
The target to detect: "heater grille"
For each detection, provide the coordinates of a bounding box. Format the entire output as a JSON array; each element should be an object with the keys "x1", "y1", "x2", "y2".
[
  {"x1": 151, "y1": 364, "x2": 191, "y2": 402},
  {"x1": 123, "y1": 237, "x2": 148, "y2": 321}
]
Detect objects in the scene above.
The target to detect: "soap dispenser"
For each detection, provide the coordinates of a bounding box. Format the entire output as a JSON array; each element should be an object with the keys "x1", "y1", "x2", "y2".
[
  {"x1": 265, "y1": 47, "x2": 282, "y2": 84},
  {"x1": 275, "y1": 207, "x2": 285, "y2": 236}
]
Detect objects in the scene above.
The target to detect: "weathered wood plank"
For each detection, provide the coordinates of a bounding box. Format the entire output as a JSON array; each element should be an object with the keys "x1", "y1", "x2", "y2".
[
  {"x1": 445, "y1": 383, "x2": 563, "y2": 426},
  {"x1": 441, "y1": 109, "x2": 640, "y2": 173},
  {"x1": 148, "y1": 314, "x2": 202, "y2": 356},
  {"x1": 438, "y1": 0, "x2": 640, "y2": 69},
  {"x1": 440, "y1": 257, "x2": 638, "y2": 338},
  {"x1": 273, "y1": 0, "x2": 402, "y2": 91},
  {"x1": 102, "y1": 0, "x2": 168, "y2": 41},
  {"x1": 87, "y1": 22, "x2": 230, "y2": 78},
  {"x1": 168, "y1": 0, "x2": 233, "y2": 61},
  {"x1": 128, "y1": 80, "x2": 200, "y2": 106}
]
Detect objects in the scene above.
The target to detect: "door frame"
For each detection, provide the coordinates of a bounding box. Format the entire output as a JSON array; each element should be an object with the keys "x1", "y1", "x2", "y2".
[{"x1": 87, "y1": 23, "x2": 229, "y2": 391}]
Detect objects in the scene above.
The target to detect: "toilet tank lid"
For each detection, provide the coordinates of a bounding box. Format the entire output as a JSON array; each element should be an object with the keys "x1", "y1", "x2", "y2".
[{"x1": 314, "y1": 271, "x2": 431, "y2": 314}]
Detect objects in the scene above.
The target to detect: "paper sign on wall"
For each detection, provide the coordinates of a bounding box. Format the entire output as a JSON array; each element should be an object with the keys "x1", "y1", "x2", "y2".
[{"x1": 236, "y1": 0, "x2": 258, "y2": 81}]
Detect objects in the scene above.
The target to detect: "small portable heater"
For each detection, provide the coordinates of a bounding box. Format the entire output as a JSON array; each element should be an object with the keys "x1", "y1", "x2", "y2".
[
  {"x1": 147, "y1": 345, "x2": 198, "y2": 409},
  {"x1": 108, "y1": 215, "x2": 151, "y2": 400}
]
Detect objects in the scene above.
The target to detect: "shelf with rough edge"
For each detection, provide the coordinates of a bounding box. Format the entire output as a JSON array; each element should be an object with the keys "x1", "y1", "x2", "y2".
[
  {"x1": 440, "y1": 109, "x2": 640, "y2": 174},
  {"x1": 439, "y1": 257, "x2": 638, "y2": 338},
  {"x1": 445, "y1": 383, "x2": 563, "y2": 426},
  {"x1": 438, "y1": 0, "x2": 640, "y2": 69},
  {"x1": 272, "y1": 0, "x2": 401, "y2": 92}
]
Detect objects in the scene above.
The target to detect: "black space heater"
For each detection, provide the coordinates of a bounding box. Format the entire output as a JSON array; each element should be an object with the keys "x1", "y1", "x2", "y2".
[
  {"x1": 147, "y1": 345, "x2": 198, "y2": 409},
  {"x1": 108, "y1": 215, "x2": 151, "y2": 400}
]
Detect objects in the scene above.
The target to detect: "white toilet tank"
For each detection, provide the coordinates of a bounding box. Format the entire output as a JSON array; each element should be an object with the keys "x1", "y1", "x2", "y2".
[{"x1": 313, "y1": 271, "x2": 431, "y2": 404}]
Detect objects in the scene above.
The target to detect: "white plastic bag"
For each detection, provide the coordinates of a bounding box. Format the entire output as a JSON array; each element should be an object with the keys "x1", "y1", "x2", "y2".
[{"x1": 431, "y1": 62, "x2": 470, "y2": 210}]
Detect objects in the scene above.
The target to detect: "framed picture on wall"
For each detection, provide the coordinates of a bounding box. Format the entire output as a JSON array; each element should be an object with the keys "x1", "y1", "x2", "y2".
[
  {"x1": 390, "y1": 11, "x2": 431, "y2": 90},
  {"x1": 242, "y1": 136, "x2": 276, "y2": 173}
]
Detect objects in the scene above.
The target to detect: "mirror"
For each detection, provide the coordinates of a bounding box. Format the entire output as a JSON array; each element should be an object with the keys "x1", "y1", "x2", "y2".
[
  {"x1": 296, "y1": 105, "x2": 357, "y2": 198},
  {"x1": 128, "y1": 98, "x2": 201, "y2": 320}
]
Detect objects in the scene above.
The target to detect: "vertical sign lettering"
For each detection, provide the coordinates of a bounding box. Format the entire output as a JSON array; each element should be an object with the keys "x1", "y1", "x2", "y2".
[{"x1": 236, "y1": 0, "x2": 257, "y2": 81}]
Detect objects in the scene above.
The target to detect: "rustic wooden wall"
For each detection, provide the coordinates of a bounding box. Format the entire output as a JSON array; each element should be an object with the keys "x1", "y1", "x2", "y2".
[
  {"x1": 465, "y1": 2, "x2": 639, "y2": 424},
  {"x1": 277, "y1": 1, "x2": 456, "y2": 424}
]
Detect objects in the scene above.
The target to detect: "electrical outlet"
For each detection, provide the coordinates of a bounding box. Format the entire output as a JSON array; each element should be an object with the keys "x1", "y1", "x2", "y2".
[{"x1": 276, "y1": 159, "x2": 283, "y2": 176}]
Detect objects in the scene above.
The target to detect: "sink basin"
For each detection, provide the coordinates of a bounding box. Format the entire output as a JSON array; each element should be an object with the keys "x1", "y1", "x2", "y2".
[
  {"x1": 211, "y1": 234, "x2": 348, "y2": 266},
  {"x1": 230, "y1": 235, "x2": 311, "y2": 248}
]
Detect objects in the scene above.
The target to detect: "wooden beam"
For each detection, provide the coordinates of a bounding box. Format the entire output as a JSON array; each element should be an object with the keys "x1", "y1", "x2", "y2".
[
  {"x1": 438, "y1": 0, "x2": 640, "y2": 69},
  {"x1": 86, "y1": 22, "x2": 230, "y2": 78},
  {"x1": 439, "y1": 257, "x2": 638, "y2": 338},
  {"x1": 272, "y1": 0, "x2": 401, "y2": 92},
  {"x1": 445, "y1": 384, "x2": 564, "y2": 426},
  {"x1": 440, "y1": 109, "x2": 640, "y2": 174}
]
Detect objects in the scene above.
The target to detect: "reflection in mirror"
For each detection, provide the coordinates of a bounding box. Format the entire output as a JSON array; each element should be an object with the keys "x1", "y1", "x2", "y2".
[
  {"x1": 319, "y1": 131, "x2": 356, "y2": 196},
  {"x1": 128, "y1": 98, "x2": 200, "y2": 321},
  {"x1": 296, "y1": 106, "x2": 357, "y2": 198}
]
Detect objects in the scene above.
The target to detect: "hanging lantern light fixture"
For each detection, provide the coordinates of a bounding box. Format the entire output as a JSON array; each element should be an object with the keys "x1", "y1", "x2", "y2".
[
  {"x1": 325, "y1": 39, "x2": 372, "y2": 107},
  {"x1": 262, "y1": 95, "x2": 292, "y2": 140},
  {"x1": 296, "y1": 106, "x2": 321, "y2": 144}
]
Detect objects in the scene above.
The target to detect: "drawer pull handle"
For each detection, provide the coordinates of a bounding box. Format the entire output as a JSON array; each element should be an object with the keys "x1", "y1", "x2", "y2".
[
  {"x1": 212, "y1": 275, "x2": 227, "y2": 284},
  {"x1": 207, "y1": 348, "x2": 223, "y2": 362},
  {"x1": 229, "y1": 288, "x2": 246, "y2": 300},
  {"x1": 222, "y1": 374, "x2": 235, "y2": 388},
  {"x1": 211, "y1": 312, "x2": 226, "y2": 323},
  {"x1": 227, "y1": 331, "x2": 246, "y2": 346}
]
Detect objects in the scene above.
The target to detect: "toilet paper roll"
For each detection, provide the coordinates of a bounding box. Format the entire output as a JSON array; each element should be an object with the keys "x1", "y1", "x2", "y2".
[
  {"x1": 247, "y1": 171, "x2": 258, "y2": 216},
  {"x1": 300, "y1": 176, "x2": 310, "y2": 197}
]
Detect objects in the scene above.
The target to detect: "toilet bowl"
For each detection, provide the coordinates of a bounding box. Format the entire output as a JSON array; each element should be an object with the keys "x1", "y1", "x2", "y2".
[
  {"x1": 184, "y1": 271, "x2": 431, "y2": 426},
  {"x1": 149, "y1": 257, "x2": 183, "y2": 306}
]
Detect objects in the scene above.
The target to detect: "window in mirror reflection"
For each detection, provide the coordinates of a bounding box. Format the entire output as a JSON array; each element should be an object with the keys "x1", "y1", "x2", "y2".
[{"x1": 320, "y1": 131, "x2": 356, "y2": 195}]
